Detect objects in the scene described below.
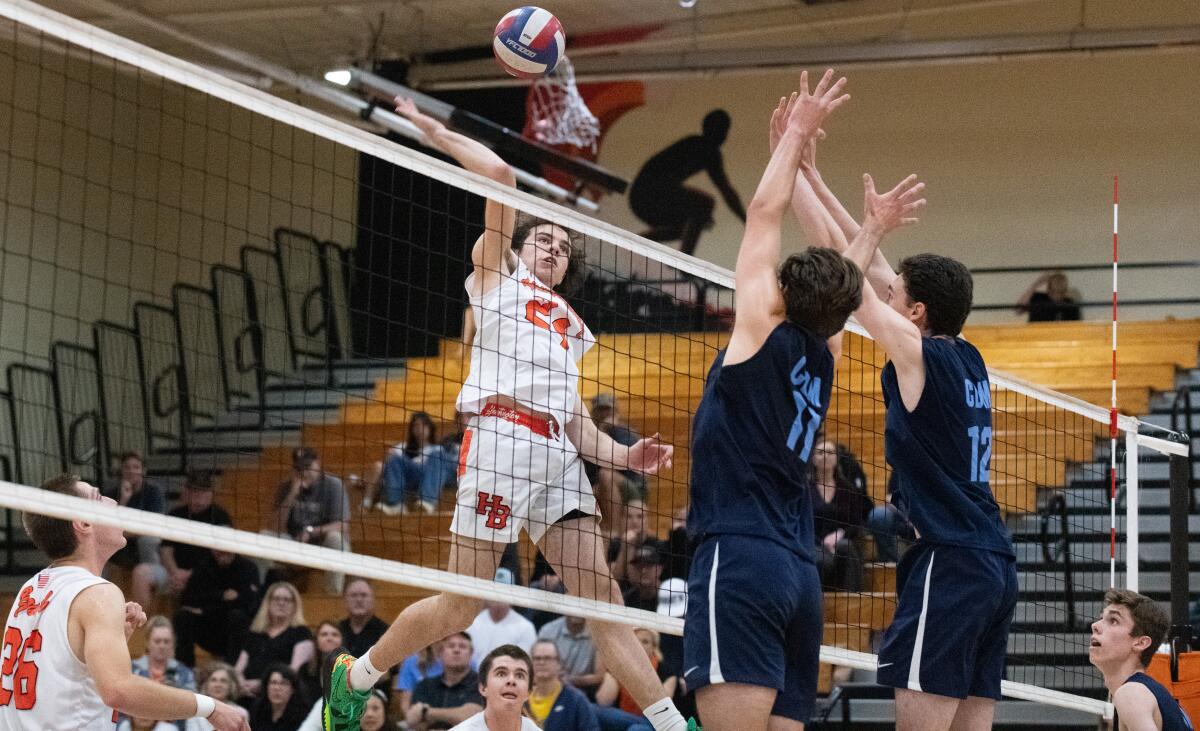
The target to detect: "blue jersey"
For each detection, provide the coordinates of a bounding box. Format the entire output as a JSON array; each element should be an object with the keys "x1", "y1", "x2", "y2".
[
  {"x1": 1123, "y1": 672, "x2": 1194, "y2": 731},
  {"x1": 688, "y1": 322, "x2": 833, "y2": 561},
  {"x1": 881, "y1": 336, "x2": 1014, "y2": 556}
]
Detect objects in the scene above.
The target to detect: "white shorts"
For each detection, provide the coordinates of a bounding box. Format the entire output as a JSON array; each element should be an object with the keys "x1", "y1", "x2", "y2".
[{"x1": 450, "y1": 407, "x2": 596, "y2": 544}]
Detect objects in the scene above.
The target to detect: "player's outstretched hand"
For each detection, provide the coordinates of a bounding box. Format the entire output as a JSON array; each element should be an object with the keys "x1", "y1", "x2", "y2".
[
  {"x1": 785, "y1": 69, "x2": 849, "y2": 142},
  {"x1": 769, "y1": 94, "x2": 825, "y2": 160},
  {"x1": 207, "y1": 700, "x2": 251, "y2": 731},
  {"x1": 123, "y1": 601, "x2": 147, "y2": 641},
  {"x1": 393, "y1": 96, "x2": 443, "y2": 141},
  {"x1": 627, "y1": 434, "x2": 674, "y2": 475},
  {"x1": 862, "y1": 173, "x2": 926, "y2": 236}
]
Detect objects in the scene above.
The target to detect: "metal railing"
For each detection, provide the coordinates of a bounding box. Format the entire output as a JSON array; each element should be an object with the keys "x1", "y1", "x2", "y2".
[{"x1": 1040, "y1": 491, "x2": 1079, "y2": 631}]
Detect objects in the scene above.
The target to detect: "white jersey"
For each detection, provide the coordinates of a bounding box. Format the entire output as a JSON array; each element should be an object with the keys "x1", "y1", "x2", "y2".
[
  {"x1": 449, "y1": 711, "x2": 540, "y2": 731},
  {"x1": 458, "y1": 259, "x2": 595, "y2": 427},
  {"x1": 0, "y1": 566, "x2": 115, "y2": 730}
]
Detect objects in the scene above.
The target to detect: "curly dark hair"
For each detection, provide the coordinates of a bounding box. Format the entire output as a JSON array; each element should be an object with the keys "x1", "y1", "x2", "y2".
[
  {"x1": 778, "y1": 247, "x2": 863, "y2": 339},
  {"x1": 897, "y1": 254, "x2": 973, "y2": 336},
  {"x1": 510, "y1": 214, "x2": 587, "y2": 295}
]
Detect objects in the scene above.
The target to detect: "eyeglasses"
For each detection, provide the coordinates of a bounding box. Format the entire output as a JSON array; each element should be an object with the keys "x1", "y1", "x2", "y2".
[{"x1": 271, "y1": 594, "x2": 296, "y2": 604}]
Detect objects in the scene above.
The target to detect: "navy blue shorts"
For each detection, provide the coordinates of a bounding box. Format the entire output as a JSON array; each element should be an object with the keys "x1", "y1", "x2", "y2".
[
  {"x1": 683, "y1": 535, "x2": 822, "y2": 723},
  {"x1": 876, "y1": 542, "x2": 1018, "y2": 700}
]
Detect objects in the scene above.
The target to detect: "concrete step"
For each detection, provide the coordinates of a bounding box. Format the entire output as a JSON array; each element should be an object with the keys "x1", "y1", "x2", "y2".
[
  {"x1": 1067, "y1": 459, "x2": 1199, "y2": 483},
  {"x1": 1012, "y1": 600, "x2": 1105, "y2": 628},
  {"x1": 1016, "y1": 570, "x2": 1194, "y2": 595},
  {"x1": 1013, "y1": 513, "x2": 1199, "y2": 536},
  {"x1": 1005, "y1": 664, "x2": 1104, "y2": 694},
  {"x1": 836, "y1": 698, "x2": 1100, "y2": 728},
  {"x1": 1013, "y1": 540, "x2": 1199, "y2": 565}
]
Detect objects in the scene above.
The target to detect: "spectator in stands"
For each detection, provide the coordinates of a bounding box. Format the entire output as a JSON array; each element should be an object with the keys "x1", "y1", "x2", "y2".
[
  {"x1": 466, "y1": 568, "x2": 537, "y2": 666},
  {"x1": 189, "y1": 662, "x2": 250, "y2": 730},
  {"x1": 406, "y1": 631, "x2": 485, "y2": 730},
  {"x1": 106, "y1": 451, "x2": 167, "y2": 605},
  {"x1": 594, "y1": 629, "x2": 675, "y2": 731},
  {"x1": 537, "y1": 614, "x2": 605, "y2": 700},
  {"x1": 359, "y1": 689, "x2": 394, "y2": 731},
  {"x1": 299, "y1": 620, "x2": 343, "y2": 703},
  {"x1": 134, "y1": 469, "x2": 234, "y2": 610},
  {"x1": 396, "y1": 642, "x2": 447, "y2": 715},
  {"x1": 338, "y1": 577, "x2": 389, "y2": 657},
  {"x1": 866, "y1": 472, "x2": 916, "y2": 563},
  {"x1": 1017, "y1": 270, "x2": 1082, "y2": 322},
  {"x1": 272, "y1": 447, "x2": 350, "y2": 593},
  {"x1": 235, "y1": 581, "x2": 315, "y2": 698},
  {"x1": 117, "y1": 716, "x2": 176, "y2": 731},
  {"x1": 248, "y1": 664, "x2": 307, "y2": 731},
  {"x1": 527, "y1": 639, "x2": 600, "y2": 730},
  {"x1": 621, "y1": 545, "x2": 664, "y2": 612},
  {"x1": 810, "y1": 439, "x2": 872, "y2": 592},
  {"x1": 587, "y1": 394, "x2": 648, "y2": 522},
  {"x1": 522, "y1": 566, "x2": 568, "y2": 630},
  {"x1": 376, "y1": 412, "x2": 452, "y2": 516},
  {"x1": 129, "y1": 616, "x2": 195, "y2": 730},
  {"x1": 174, "y1": 547, "x2": 261, "y2": 667},
  {"x1": 608, "y1": 499, "x2": 664, "y2": 589},
  {"x1": 660, "y1": 504, "x2": 690, "y2": 582}
]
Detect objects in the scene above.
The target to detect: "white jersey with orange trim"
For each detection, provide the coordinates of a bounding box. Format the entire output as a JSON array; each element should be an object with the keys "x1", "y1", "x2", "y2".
[
  {"x1": 0, "y1": 566, "x2": 115, "y2": 730},
  {"x1": 458, "y1": 258, "x2": 595, "y2": 427}
]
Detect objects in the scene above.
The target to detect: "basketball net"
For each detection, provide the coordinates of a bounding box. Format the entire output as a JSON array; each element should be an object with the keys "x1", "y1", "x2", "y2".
[{"x1": 528, "y1": 56, "x2": 600, "y2": 151}]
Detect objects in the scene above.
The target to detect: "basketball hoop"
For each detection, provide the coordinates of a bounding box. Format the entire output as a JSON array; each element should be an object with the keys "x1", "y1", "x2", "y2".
[{"x1": 528, "y1": 56, "x2": 601, "y2": 152}]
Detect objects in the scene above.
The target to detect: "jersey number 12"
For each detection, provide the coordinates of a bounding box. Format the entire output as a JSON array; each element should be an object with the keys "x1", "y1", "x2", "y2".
[
  {"x1": 967, "y1": 425, "x2": 993, "y2": 483},
  {"x1": 0, "y1": 627, "x2": 41, "y2": 709}
]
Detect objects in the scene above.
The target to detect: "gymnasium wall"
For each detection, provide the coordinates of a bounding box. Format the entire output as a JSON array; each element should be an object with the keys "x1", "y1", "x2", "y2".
[
  {"x1": 595, "y1": 47, "x2": 1200, "y2": 323},
  {"x1": 0, "y1": 37, "x2": 358, "y2": 371}
]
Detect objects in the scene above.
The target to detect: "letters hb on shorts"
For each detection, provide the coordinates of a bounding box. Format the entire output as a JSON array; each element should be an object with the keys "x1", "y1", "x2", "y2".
[{"x1": 475, "y1": 492, "x2": 512, "y2": 530}]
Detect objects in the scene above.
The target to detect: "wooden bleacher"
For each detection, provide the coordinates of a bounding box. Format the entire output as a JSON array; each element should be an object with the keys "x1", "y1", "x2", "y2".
[{"x1": 207, "y1": 318, "x2": 1198, "y2": 688}]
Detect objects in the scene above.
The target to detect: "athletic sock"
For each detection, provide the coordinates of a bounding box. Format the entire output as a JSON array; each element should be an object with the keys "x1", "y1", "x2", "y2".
[
  {"x1": 349, "y1": 648, "x2": 382, "y2": 691},
  {"x1": 643, "y1": 697, "x2": 688, "y2": 731}
]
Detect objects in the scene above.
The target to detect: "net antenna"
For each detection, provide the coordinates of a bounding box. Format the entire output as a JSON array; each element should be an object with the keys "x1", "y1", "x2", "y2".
[{"x1": 528, "y1": 56, "x2": 601, "y2": 151}]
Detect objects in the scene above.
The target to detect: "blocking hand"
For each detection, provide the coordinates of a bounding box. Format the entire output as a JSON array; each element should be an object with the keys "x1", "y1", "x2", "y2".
[{"x1": 862, "y1": 173, "x2": 926, "y2": 236}]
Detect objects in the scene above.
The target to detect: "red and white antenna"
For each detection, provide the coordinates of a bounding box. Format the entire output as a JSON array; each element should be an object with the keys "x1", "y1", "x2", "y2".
[{"x1": 1109, "y1": 176, "x2": 1119, "y2": 587}]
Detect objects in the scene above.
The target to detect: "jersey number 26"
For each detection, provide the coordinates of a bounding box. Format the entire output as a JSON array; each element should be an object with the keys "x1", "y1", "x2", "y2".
[{"x1": 0, "y1": 627, "x2": 41, "y2": 710}]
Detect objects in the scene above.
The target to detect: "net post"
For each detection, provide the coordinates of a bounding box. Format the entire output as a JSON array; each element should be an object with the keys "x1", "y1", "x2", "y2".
[
  {"x1": 1168, "y1": 450, "x2": 1194, "y2": 680},
  {"x1": 1123, "y1": 429, "x2": 1139, "y2": 592}
]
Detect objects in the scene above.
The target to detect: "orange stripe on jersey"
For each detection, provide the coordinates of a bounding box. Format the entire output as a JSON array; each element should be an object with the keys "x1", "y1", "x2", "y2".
[{"x1": 457, "y1": 430, "x2": 473, "y2": 478}]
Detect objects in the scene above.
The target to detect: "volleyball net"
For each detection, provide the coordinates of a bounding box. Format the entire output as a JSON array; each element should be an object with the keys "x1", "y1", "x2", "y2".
[{"x1": 0, "y1": 0, "x2": 1191, "y2": 721}]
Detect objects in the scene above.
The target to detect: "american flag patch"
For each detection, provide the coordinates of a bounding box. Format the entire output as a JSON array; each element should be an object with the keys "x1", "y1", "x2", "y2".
[{"x1": 36, "y1": 573, "x2": 48, "y2": 589}]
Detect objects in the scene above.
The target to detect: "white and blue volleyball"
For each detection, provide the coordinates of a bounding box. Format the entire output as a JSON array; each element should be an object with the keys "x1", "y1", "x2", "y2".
[{"x1": 493, "y1": 6, "x2": 566, "y2": 79}]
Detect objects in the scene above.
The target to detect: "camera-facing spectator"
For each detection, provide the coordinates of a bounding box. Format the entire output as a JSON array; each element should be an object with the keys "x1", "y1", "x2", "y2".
[
  {"x1": 187, "y1": 663, "x2": 250, "y2": 731},
  {"x1": 407, "y1": 632, "x2": 485, "y2": 730},
  {"x1": 594, "y1": 629, "x2": 676, "y2": 731},
  {"x1": 396, "y1": 642, "x2": 451, "y2": 715},
  {"x1": 810, "y1": 439, "x2": 872, "y2": 592},
  {"x1": 270, "y1": 447, "x2": 350, "y2": 593},
  {"x1": 1016, "y1": 270, "x2": 1082, "y2": 322},
  {"x1": 377, "y1": 412, "x2": 453, "y2": 515},
  {"x1": 338, "y1": 577, "x2": 389, "y2": 657},
  {"x1": 466, "y1": 569, "x2": 537, "y2": 666},
  {"x1": 621, "y1": 545, "x2": 664, "y2": 613},
  {"x1": 608, "y1": 499, "x2": 665, "y2": 589},
  {"x1": 234, "y1": 581, "x2": 315, "y2": 698},
  {"x1": 536, "y1": 615, "x2": 605, "y2": 700},
  {"x1": 248, "y1": 664, "x2": 307, "y2": 731},
  {"x1": 296, "y1": 621, "x2": 345, "y2": 729},
  {"x1": 128, "y1": 616, "x2": 195, "y2": 730},
  {"x1": 174, "y1": 547, "x2": 261, "y2": 667},
  {"x1": 134, "y1": 469, "x2": 234, "y2": 610},
  {"x1": 105, "y1": 451, "x2": 167, "y2": 606},
  {"x1": 526, "y1": 640, "x2": 599, "y2": 731}
]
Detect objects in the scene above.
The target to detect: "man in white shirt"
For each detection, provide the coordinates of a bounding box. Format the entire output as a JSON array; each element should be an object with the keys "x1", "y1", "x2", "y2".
[
  {"x1": 449, "y1": 646, "x2": 539, "y2": 731},
  {"x1": 466, "y1": 586, "x2": 537, "y2": 668}
]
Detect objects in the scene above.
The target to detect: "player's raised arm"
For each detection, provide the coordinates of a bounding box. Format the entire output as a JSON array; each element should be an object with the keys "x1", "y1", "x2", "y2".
[
  {"x1": 728, "y1": 70, "x2": 848, "y2": 361},
  {"x1": 565, "y1": 399, "x2": 673, "y2": 475},
  {"x1": 843, "y1": 173, "x2": 928, "y2": 411},
  {"x1": 394, "y1": 96, "x2": 517, "y2": 295},
  {"x1": 78, "y1": 582, "x2": 248, "y2": 730},
  {"x1": 798, "y1": 119, "x2": 906, "y2": 298}
]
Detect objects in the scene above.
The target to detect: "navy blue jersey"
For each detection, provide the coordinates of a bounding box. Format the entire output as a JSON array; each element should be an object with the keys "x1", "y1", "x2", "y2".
[
  {"x1": 881, "y1": 337, "x2": 1014, "y2": 556},
  {"x1": 1123, "y1": 673, "x2": 1194, "y2": 731},
  {"x1": 688, "y1": 322, "x2": 834, "y2": 561}
]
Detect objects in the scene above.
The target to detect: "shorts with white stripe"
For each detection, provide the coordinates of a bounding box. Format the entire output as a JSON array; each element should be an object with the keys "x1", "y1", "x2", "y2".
[
  {"x1": 876, "y1": 542, "x2": 1018, "y2": 700},
  {"x1": 682, "y1": 535, "x2": 822, "y2": 723}
]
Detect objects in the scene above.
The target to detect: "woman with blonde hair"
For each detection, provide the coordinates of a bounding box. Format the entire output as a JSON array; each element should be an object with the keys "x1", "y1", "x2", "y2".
[
  {"x1": 188, "y1": 663, "x2": 250, "y2": 730},
  {"x1": 234, "y1": 581, "x2": 314, "y2": 698},
  {"x1": 595, "y1": 629, "x2": 677, "y2": 731}
]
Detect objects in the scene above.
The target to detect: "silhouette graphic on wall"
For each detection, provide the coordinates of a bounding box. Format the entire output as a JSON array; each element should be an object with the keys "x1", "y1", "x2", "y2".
[{"x1": 628, "y1": 109, "x2": 746, "y2": 256}]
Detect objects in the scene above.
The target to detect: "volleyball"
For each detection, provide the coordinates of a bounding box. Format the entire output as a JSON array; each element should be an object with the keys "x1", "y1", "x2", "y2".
[{"x1": 492, "y1": 6, "x2": 565, "y2": 79}]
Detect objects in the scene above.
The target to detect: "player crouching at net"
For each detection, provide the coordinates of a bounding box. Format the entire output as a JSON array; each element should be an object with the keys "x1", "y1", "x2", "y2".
[
  {"x1": 1089, "y1": 589, "x2": 1193, "y2": 731},
  {"x1": 321, "y1": 97, "x2": 688, "y2": 731},
  {"x1": 0, "y1": 475, "x2": 248, "y2": 731}
]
